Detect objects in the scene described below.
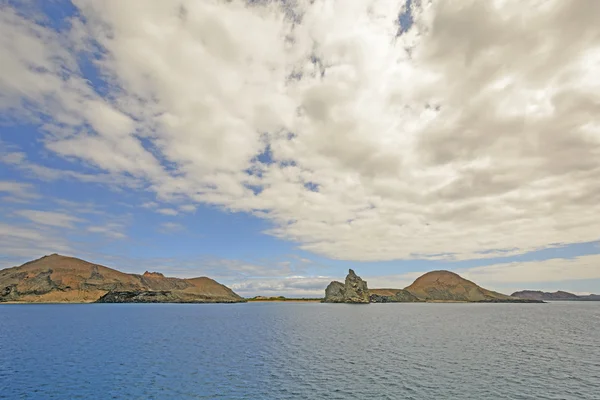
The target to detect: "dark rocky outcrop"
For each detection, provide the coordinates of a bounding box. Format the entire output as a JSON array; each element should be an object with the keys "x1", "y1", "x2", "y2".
[
  {"x1": 97, "y1": 290, "x2": 178, "y2": 303},
  {"x1": 370, "y1": 289, "x2": 422, "y2": 303},
  {"x1": 96, "y1": 290, "x2": 244, "y2": 303},
  {"x1": 0, "y1": 254, "x2": 245, "y2": 303},
  {"x1": 323, "y1": 269, "x2": 369, "y2": 303}
]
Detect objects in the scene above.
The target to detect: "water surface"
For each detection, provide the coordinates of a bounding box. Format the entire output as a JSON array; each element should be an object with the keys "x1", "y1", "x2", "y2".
[{"x1": 1, "y1": 302, "x2": 598, "y2": 399}]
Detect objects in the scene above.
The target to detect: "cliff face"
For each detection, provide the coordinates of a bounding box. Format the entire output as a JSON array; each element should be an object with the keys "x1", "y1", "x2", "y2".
[
  {"x1": 0, "y1": 254, "x2": 245, "y2": 303},
  {"x1": 323, "y1": 269, "x2": 370, "y2": 303}
]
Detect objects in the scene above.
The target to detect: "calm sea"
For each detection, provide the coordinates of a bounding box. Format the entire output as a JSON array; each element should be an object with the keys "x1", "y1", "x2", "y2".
[{"x1": 1, "y1": 302, "x2": 598, "y2": 399}]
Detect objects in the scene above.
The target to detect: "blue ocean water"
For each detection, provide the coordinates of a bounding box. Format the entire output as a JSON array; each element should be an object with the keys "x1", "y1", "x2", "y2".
[{"x1": 1, "y1": 302, "x2": 599, "y2": 399}]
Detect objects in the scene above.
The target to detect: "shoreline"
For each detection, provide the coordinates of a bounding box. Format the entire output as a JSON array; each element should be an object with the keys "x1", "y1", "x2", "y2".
[{"x1": 0, "y1": 299, "x2": 551, "y2": 305}]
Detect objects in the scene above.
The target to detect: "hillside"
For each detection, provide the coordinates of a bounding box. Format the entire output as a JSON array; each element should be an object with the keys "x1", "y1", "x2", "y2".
[
  {"x1": 0, "y1": 254, "x2": 244, "y2": 303},
  {"x1": 405, "y1": 270, "x2": 518, "y2": 302}
]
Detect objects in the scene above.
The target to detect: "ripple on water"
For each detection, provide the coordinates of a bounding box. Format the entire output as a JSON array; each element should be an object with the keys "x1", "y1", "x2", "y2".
[{"x1": 0, "y1": 302, "x2": 599, "y2": 399}]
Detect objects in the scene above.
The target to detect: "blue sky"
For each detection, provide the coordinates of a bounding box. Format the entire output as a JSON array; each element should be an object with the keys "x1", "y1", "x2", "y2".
[{"x1": 1, "y1": 0, "x2": 600, "y2": 296}]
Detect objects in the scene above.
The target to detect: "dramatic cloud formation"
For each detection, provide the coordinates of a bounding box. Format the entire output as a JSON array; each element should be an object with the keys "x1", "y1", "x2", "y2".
[{"x1": 1, "y1": 0, "x2": 600, "y2": 265}]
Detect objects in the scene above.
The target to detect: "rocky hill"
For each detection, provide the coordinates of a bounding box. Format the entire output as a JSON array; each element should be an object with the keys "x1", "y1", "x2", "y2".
[
  {"x1": 511, "y1": 290, "x2": 600, "y2": 301},
  {"x1": 0, "y1": 254, "x2": 245, "y2": 303},
  {"x1": 405, "y1": 270, "x2": 517, "y2": 302}
]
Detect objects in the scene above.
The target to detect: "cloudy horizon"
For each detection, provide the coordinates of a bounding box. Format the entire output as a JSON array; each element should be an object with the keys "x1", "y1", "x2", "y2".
[{"x1": 1, "y1": 0, "x2": 600, "y2": 296}]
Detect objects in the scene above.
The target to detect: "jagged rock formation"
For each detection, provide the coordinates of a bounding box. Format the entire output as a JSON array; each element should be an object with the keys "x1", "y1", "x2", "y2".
[
  {"x1": 512, "y1": 290, "x2": 600, "y2": 301},
  {"x1": 0, "y1": 254, "x2": 245, "y2": 303},
  {"x1": 323, "y1": 269, "x2": 370, "y2": 303},
  {"x1": 369, "y1": 288, "x2": 421, "y2": 303},
  {"x1": 324, "y1": 281, "x2": 345, "y2": 302}
]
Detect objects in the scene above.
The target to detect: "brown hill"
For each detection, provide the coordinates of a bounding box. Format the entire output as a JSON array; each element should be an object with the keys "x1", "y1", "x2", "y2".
[
  {"x1": 0, "y1": 254, "x2": 244, "y2": 303},
  {"x1": 405, "y1": 270, "x2": 515, "y2": 302}
]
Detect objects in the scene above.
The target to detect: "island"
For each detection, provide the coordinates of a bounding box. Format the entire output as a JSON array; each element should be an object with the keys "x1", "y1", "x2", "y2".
[
  {"x1": 0, "y1": 254, "x2": 245, "y2": 303},
  {"x1": 323, "y1": 269, "x2": 544, "y2": 303},
  {"x1": 511, "y1": 290, "x2": 600, "y2": 301}
]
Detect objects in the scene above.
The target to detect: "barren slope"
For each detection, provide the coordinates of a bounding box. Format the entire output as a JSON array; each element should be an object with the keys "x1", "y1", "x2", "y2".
[{"x1": 405, "y1": 270, "x2": 513, "y2": 302}]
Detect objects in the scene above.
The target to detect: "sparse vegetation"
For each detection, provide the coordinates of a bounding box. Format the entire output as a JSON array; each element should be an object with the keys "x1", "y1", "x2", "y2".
[{"x1": 247, "y1": 296, "x2": 322, "y2": 302}]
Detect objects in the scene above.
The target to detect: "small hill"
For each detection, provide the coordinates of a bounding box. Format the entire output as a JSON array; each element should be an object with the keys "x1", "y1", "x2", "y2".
[
  {"x1": 0, "y1": 254, "x2": 244, "y2": 303},
  {"x1": 405, "y1": 270, "x2": 515, "y2": 302}
]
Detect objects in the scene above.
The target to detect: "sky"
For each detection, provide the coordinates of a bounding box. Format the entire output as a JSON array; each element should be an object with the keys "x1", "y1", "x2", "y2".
[{"x1": 1, "y1": 0, "x2": 600, "y2": 297}]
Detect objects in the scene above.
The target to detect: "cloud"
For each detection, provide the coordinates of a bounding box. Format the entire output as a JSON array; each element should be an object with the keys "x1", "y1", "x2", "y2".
[
  {"x1": 0, "y1": 181, "x2": 38, "y2": 199},
  {"x1": 2, "y1": 1, "x2": 600, "y2": 263},
  {"x1": 87, "y1": 223, "x2": 127, "y2": 239},
  {"x1": 179, "y1": 204, "x2": 196, "y2": 213},
  {"x1": 231, "y1": 276, "x2": 332, "y2": 297},
  {"x1": 1, "y1": 149, "x2": 143, "y2": 188},
  {"x1": 14, "y1": 209, "x2": 84, "y2": 228},
  {"x1": 458, "y1": 254, "x2": 600, "y2": 285},
  {"x1": 156, "y1": 208, "x2": 179, "y2": 216},
  {"x1": 0, "y1": 222, "x2": 73, "y2": 261},
  {"x1": 52, "y1": 198, "x2": 105, "y2": 215},
  {"x1": 159, "y1": 222, "x2": 184, "y2": 233}
]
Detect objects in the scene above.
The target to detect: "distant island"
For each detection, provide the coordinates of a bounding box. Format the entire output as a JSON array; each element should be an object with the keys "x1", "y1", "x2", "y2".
[
  {"x1": 511, "y1": 290, "x2": 600, "y2": 301},
  {"x1": 323, "y1": 269, "x2": 544, "y2": 303},
  {"x1": 0, "y1": 254, "x2": 245, "y2": 303}
]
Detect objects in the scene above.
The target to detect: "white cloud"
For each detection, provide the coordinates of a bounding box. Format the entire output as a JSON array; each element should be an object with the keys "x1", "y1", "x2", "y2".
[
  {"x1": 2, "y1": 1, "x2": 600, "y2": 262},
  {"x1": 459, "y1": 254, "x2": 600, "y2": 285},
  {"x1": 14, "y1": 209, "x2": 84, "y2": 228},
  {"x1": 0, "y1": 181, "x2": 38, "y2": 199},
  {"x1": 52, "y1": 198, "x2": 105, "y2": 215},
  {"x1": 141, "y1": 201, "x2": 158, "y2": 209},
  {"x1": 159, "y1": 222, "x2": 184, "y2": 233},
  {"x1": 179, "y1": 204, "x2": 196, "y2": 213},
  {"x1": 87, "y1": 223, "x2": 127, "y2": 239},
  {"x1": 156, "y1": 208, "x2": 179, "y2": 216},
  {"x1": 231, "y1": 276, "x2": 332, "y2": 297},
  {"x1": 0, "y1": 222, "x2": 73, "y2": 260}
]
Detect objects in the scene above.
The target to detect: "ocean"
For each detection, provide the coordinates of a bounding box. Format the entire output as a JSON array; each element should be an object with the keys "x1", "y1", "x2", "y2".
[{"x1": 1, "y1": 302, "x2": 598, "y2": 399}]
